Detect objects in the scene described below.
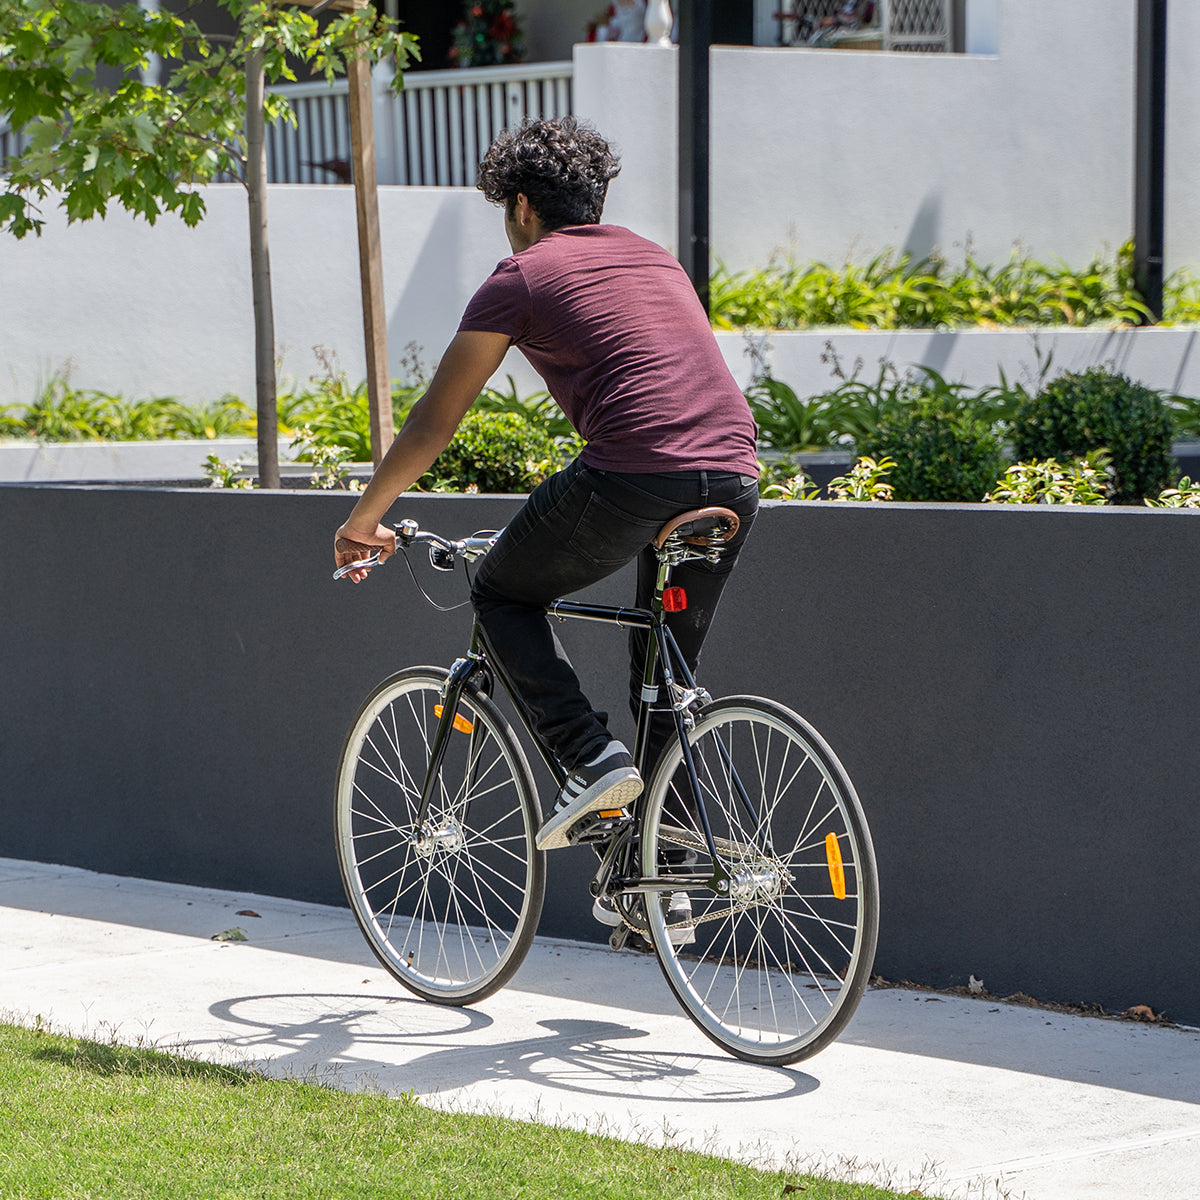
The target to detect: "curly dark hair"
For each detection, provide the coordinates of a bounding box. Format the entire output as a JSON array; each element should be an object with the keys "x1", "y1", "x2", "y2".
[{"x1": 476, "y1": 117, "x2": 621, "y2": 229}]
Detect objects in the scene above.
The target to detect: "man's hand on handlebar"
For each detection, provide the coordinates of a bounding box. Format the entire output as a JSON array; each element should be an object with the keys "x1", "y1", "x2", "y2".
[{"x1": 334, "y1": 520, "x2": 397, "y2": 584}]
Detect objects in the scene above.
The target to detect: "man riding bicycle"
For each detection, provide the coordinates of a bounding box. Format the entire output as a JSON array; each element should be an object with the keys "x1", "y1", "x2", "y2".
[{"x1": 334, "y1": 116, "x2": 758, "y2": 858}]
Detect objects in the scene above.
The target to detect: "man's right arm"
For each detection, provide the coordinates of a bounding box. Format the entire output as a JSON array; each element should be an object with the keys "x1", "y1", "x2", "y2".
[{"x1": 334, "y1": 330, "x2": 512, "y2": 581}]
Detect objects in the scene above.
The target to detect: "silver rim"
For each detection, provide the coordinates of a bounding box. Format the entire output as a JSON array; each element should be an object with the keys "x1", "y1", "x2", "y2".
[
  {"x1": 335, "y1": 670, "x2": 543, "y2": 1003},
  {"x1": 642, "y1": 698, "x2": 878, "y2": 1063}
]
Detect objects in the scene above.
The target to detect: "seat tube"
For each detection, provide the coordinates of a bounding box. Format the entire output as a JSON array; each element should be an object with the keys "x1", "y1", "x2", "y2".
[
  {"x1": 633, "y1": 554, "x2": 675, "y2": 771},
  {"x1": 633, "y1": 619, "x2": 662, "y2": 773}
]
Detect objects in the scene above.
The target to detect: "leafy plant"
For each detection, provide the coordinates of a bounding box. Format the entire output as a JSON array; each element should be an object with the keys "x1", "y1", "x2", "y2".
[
  {"x1": 289, "y1": 426, "x2": 362, "y2": 491},
  {"x1": 161, "y1": 397, "x2": 255, "y2": 440},
  {"x1": 1166, "y1": 391, "x2": 1200, "y2": 441},
  {"x1": 745, "y1": 376, "x2": 849, "y2": 453},
  {"x1": 1011, "y1": 367, "x2": 1175, "y2": 504},
  {"x1": 860, "y1": 396, "x2": 1004, "y2": 502},
  {"x1": 826, "y1": 456, "x2": 896, "y2": 501},
  {"x1": 202, "y1": 453, "x2": 253, "y2": 488},
  {"x1": 984, "y1": 452, "x2": 1111, "y2": 505},
  {"x1": 748, "y1": 341, "x2": 1025, "y2": 457},
  {"x1": 1145, "y1": 476, "x2": 1200, "y2": 509},
  {"x1": 3, "y1": 367, "x2": 258, "y2": 443},
  {"x1": 281, "y1": 344, "x2": 430, "y2": 463},
  {"x1": 758, "y1": 458, "x2": 820, "y2": 500},
  {"x1": 1163, "y1": 272, "x2": 1200, "y2": 325},
  {"x1": 0, "y1": 405, "x2": 22, "y2": 437},
  {"x1": 15, "y1": 369, "x2": 110, "y2": 440},
  {"x1": 711, "y1": 243, "x2": 1159, "y2": 332},
  {"x1": 91, "y1": 396, "x2": 176, "y2": 441},
  {"x1": 420, "y1": 410, "x2": 562, "y2": 494}
]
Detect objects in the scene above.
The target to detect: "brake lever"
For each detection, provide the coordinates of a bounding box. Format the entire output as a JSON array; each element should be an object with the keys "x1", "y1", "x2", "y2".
[{"x1": 332, "y1": 550, "x2": 383, "y2": 581}]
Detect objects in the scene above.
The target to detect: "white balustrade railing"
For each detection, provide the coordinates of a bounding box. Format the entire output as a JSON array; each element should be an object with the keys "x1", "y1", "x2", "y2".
[
  {"x1": 644, "y1": 1, "x2": 674, "y2": 44},
  {"x1": 775, "y1": 0, "x2": 952, "y2": 51},
  {"x1": 3, "y1": 63, "x2": 573, "y2": 187},
  {"x1": 0, "y1": 117, "x2": 31, "y2": 171},
  {"x1": 265, "y1": 60, "x2": 574, "y2": 188}
]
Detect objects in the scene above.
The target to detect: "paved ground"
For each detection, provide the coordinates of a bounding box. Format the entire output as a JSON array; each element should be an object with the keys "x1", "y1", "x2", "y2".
[{"x1": 2, "y1": 857, "x2": 1197, "y2": 1199}]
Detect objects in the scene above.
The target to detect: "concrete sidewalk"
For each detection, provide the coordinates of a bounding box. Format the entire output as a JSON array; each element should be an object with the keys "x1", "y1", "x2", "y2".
[{"x1": 2, "y1": 857, "x2": 1197, "y2": 1200}]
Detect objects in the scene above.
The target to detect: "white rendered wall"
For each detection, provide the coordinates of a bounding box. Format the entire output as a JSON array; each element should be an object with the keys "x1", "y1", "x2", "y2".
[
  {"x1": 0, "y1": 184, "x2": 527, "y2": 406},
  {"x1": 574, "y1": 0, "x2": 1200, "y2": 271}
]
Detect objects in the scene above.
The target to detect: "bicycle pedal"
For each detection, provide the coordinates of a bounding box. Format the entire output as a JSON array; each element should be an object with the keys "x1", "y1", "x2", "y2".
[
  {"x1": 566, "y1": 809, "x2": 632, "y2": 846},
  {"x1": 607, "y1": 925, "x2": 654, "y2": 954},
  {"x1": 623, "y1": 930, "x2": 655, "y2": 955}
]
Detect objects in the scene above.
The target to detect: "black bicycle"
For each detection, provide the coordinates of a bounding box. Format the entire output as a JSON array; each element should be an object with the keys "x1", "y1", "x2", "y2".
[{"x1": 333, "y1": 507, "x2": 879, "y2": 1065}]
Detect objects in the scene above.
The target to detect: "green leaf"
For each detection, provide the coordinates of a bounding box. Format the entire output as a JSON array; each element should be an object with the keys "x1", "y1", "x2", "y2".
[
  {"x1": 179, "y1": 191, "x2": 205, "y2": 226},
  {"x1": 62, "y1": 31, "x2": 93, "y2": 74},
  {"x1": 129, "y1": 111, "x2": 158, "y2": 153}
]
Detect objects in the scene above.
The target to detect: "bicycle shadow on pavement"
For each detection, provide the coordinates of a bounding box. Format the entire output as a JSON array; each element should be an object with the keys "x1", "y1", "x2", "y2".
[
  {"x1": 198, "y1": 991, "x2": 493, "y2": 1084},
  {"x1": 204, "y1": 996, "x2": 818, "y2": 1103}
]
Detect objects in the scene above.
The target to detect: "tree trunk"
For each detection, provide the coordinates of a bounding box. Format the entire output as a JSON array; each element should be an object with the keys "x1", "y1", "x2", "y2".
[
  {"x1": 347, "y1": 48, "x2": 393, "y2": 466},
  {"x1": 245, "y1": 49, "x2": 280, "y2": 488}
]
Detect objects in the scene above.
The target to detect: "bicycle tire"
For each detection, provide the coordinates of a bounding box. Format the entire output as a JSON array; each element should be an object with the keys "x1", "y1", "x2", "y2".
[
  {"x1": 335, "y1": 666, "x2": 545, "y2": 1005},
  {"x1": 640, "y1": 696, "x2": 878, "y2": 1064}
]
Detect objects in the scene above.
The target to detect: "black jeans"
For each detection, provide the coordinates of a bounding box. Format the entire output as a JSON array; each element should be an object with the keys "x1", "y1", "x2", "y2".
[{"x1": 471, "y1": 457, "x2": 759, "y2": 772}]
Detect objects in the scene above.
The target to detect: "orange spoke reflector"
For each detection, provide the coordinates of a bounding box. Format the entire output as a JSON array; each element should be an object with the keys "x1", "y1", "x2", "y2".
[
  {"x1": 434, "y1": 704, "x2": 474, "y2": 734},
  {"x1": 825, "y1": 832, "x2": 847, "y2": 900}
]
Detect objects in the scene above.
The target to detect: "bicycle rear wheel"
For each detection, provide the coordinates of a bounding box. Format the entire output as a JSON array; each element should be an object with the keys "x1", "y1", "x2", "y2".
[
  {"x1": 641, "y1": 696, "x2": 878, "y2": 1064},
  {"x1": 335, "y1": 667, "x2": 545, "y2": 1005}
]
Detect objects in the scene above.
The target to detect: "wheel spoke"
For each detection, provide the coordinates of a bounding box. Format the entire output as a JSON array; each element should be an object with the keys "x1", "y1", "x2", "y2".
[
  {"x1": 643, "y1": 697, "x2": 878, "y2": 1064},
  {"x1": 335, "y1": 671, "x2": 545, "y2": 1005}
]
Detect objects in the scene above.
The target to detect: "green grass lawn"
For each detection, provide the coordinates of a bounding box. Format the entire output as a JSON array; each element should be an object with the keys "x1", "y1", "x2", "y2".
[{"x1": 0, "y1": 1020, "x2": 915, "y2": 1200}]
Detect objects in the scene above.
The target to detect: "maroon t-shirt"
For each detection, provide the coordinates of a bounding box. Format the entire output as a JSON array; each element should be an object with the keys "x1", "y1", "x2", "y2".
[{"x1": 458, "y1": 224, "x2": 758, "y2": 475}]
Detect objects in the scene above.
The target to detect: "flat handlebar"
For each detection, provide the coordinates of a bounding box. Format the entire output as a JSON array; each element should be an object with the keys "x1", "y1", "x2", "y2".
[{"x1": 332, "y1": 520, "x2": 499, "y2": 581}]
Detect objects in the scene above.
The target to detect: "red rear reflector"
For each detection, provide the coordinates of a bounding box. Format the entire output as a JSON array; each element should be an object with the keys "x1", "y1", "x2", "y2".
[{"x1": 663, "y1": 587, "x2": 687, "y2": 612}]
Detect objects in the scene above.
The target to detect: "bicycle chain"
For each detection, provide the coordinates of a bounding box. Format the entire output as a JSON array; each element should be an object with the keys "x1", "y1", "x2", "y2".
[{"x1": 612, "y1": 826, "x2": 791, "y2": 935}]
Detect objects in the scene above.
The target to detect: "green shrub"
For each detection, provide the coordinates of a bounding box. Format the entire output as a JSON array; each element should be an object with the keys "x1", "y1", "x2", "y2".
[
  {"x1": 826, "y1": 455, "x2": 896, "y2": 501},
  {"x1": 1145, "y1": 476, "x2": 1200, "y2": 509},
  {"x1": 984, "y1": 452, "x2": 1111, "y2": 505},
  {"x1": 757, "y1": 457, "x2": 821, "y2": 500},
  {"x1": 421, "y1": 411, "x2": 563, "y2": 494},
  {"x1": 860, "y1": 396, "x2": 1004, "y2": 502},
  {"x1": 1011, "y1": 368, "x2": 1174, "y2": 504},
  {"x1": 473, "y1": 374, "x2": 575, "y2": 439}
]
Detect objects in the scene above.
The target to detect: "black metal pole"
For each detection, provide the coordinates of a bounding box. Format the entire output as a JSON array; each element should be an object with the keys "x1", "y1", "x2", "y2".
[
  {"x1": 1134, "y1": 0, "x2": 1167, "y2": 323},
  {"x1": 677, "y1": 0, "x2": 711, "y2": 313}
]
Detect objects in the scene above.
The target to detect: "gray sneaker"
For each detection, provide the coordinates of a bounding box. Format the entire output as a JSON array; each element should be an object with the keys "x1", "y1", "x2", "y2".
[
  {"x1": 536, "y1": 740, "x2": 642, "y2": 851},
  {"x1": 592, "y1": 893, "x2": 695, "y2": 946},
  {"x1": 663, "y1": 892, "x2": 696, "y2": 946}
]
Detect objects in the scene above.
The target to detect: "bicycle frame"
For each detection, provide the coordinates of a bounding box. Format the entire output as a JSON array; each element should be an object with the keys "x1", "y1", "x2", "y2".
[{"x1": 410, "y1": 551, "x2": 754, "y2": 906}]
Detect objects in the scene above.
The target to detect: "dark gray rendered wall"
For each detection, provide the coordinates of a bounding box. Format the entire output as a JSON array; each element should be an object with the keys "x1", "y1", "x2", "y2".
[{"x1": 2, "y1": 484, "x2": 1198, "y2": 1023}]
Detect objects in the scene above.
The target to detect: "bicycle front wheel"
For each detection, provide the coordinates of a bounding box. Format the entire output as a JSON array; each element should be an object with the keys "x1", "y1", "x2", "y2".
[
  {"x1": 641, "y1": 696, "x2": 878, "y2": 1064},
  {"x1": 335, "y1": 667, "x2": 545, "y2": 1005}
]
